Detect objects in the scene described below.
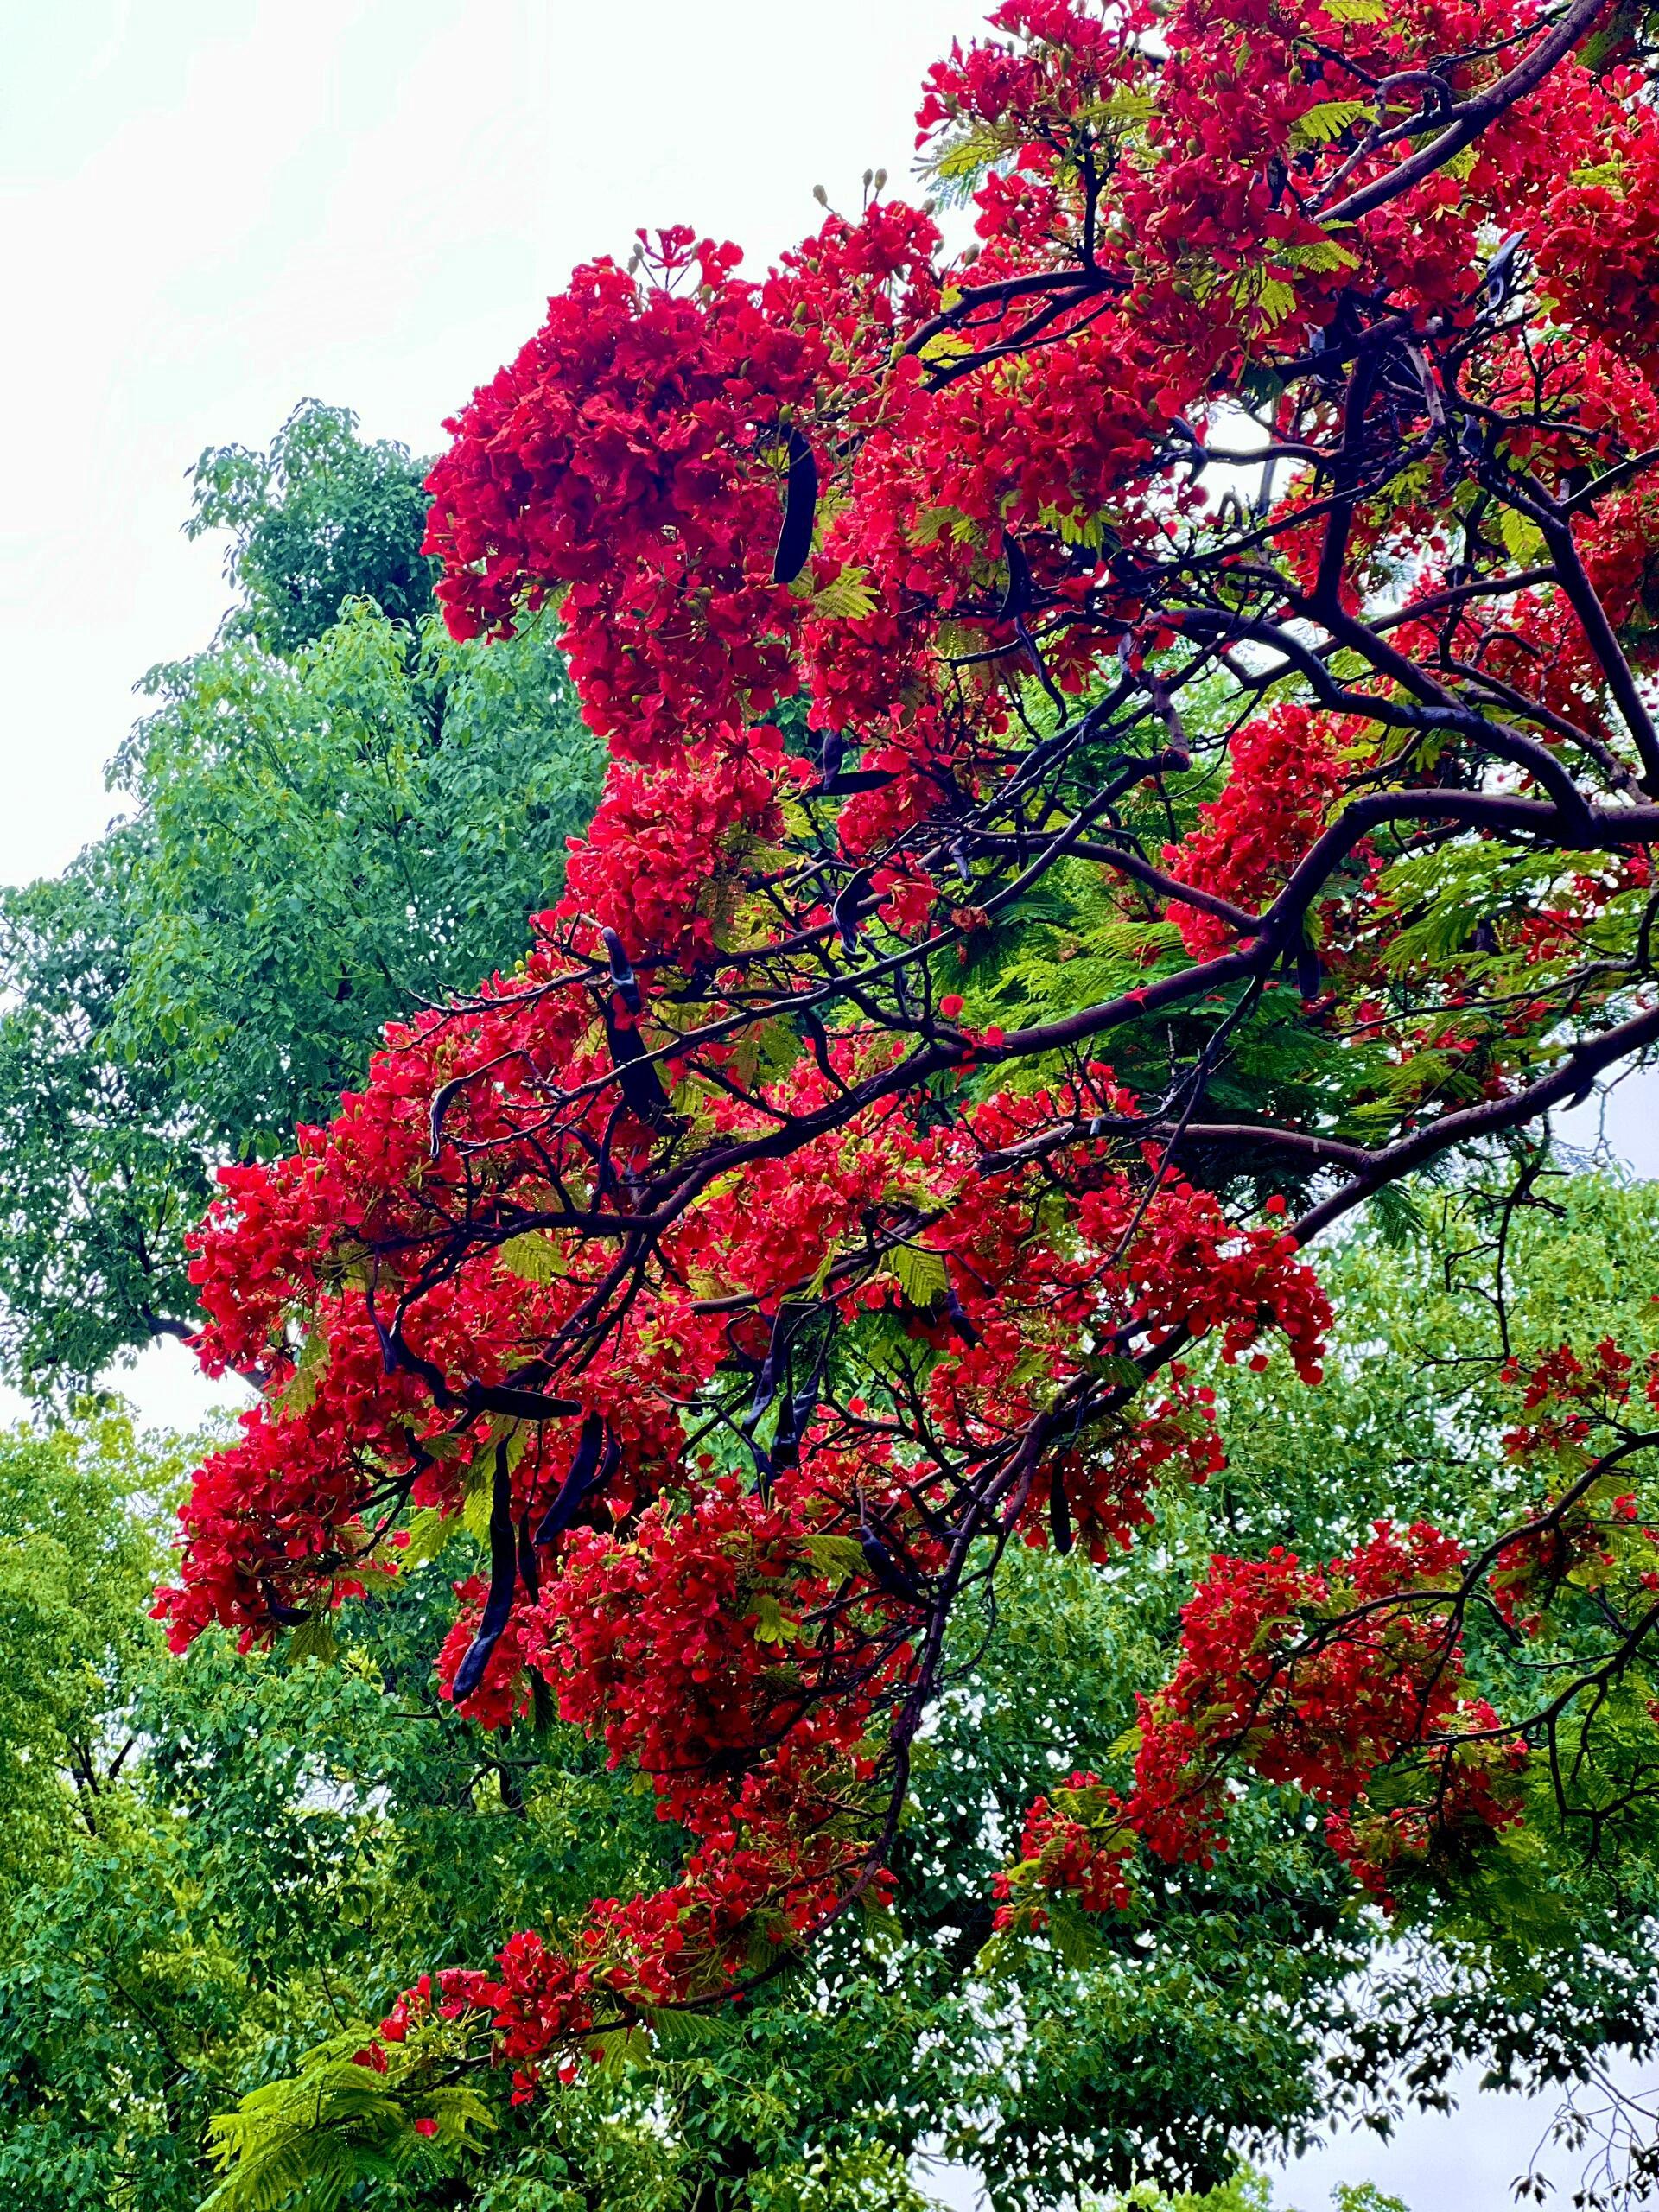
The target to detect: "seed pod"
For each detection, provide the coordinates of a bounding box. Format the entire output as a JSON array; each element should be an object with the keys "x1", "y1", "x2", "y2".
[
  {"x1": 517, "y1": 1511, "x2": 541, "y2": 1605},
  {"x1": 1050, "y1": 1472, "x2": 1074, "y2": 1558},
  {"x1": 261, "y1": 1580, "x2": 309, "y2": 1627},
  {"x1": 452, "y1": 1444, "x2": 517, "y2": 1703},
  {"x1": 1296, "y1": 944, "x2": 1321, "y2": 1001},
  {"x1": 772, "y1": 426, "x2": 818, "y2": 585},
  {"x1": 604, "y1": 1007, "x2": 670, "y2": 1122},
  {"x1": 533, "y1": 1413, "x2": 607, "y2": 1546},
  {"x1": 1484, "y1": 231, "x2": 1522, "y2": 311},
  {"x1": 601, "y1": 927, "x2": 643, "y2": 1014},
  {"x1": 859, "y1": 1521, "x2": 929, "y2": 1609},
  {"x1": 998, "y1": 536, "x2": 1033, "y2": 621},
  {"x1": 818, "y1": 767, "x2": 896, "y2": 794},
  {"x1": 832, "y1": 867, "x2": 875, "y2": 957},
  {"x1": 798, "y1": 1004, "x2": 836, "y2": 1085}
]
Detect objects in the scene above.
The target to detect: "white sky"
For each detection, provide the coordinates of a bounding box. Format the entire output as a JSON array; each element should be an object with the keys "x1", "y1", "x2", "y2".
[{"x1": 2, "y1": 8, "x2": 1656, "y2": 2205}]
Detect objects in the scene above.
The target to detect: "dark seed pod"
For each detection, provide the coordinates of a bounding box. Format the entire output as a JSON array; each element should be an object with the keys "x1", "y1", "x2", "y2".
[
  {"x1": 477, "y1": 1382, "x2": 582, "y2": 1421},
  {"x1": 1050, "y1": 1472, "x2": 1074, "y2": 1557},
  {"x1": 601, "y1": 927, "x2": 643, "y2": 1014},
  {"x1": 604, "y1": 1007, "x2": 670, "y2": 1122},
  {"x1": 817, "y1": 768, "x2": 895, "y2": 795},
  {"x1": 779, "y1": 1384, "x2": 817, "y2": 1471},
  {"x1": 261, "y1": 1580, "x2": 309, "y2": 1627},
  {"x1": 534, "y1": 1413, "x2": 607, "y2": 1546},
  {"x1": 772, "y1": 426, "x2": 818, "y2": 585},
  {"x1": 517, "y1": 1511, "x2": 541, "y2": 1605},
  {"x1": 743, "y1": 1306, "x2": 795, "y2": 1497},
  {"x1": 997, "y1": 535, "x2": 1033, "y2": 621},
  {"x1": 453, "y1": 1445, "x2": 517, "y2": 1703},
  {"x1": 1296, "y1": 944, "x2": 1321, "y2": 1001},
  {"x1": 945, "y1": 1284, "x2": 980, "y2": 1346},
  {"x1": 832, "y1": 867, "x2": 875, "y2": 957},
  {"x1": 859, "y1": 1522, "x2": 929, "y2": 1608},
  {"x1": 1484, "y1": 231, "x2": 1522, "y2": 311},
  {"x1": 798, "y1": 1004, "x2": 837, "y2": 1085}
]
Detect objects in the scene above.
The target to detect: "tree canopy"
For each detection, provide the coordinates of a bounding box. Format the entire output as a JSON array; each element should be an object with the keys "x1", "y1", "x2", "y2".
[
  {"x1": 146, "y1": 0, "x2": 1659, "y2": 2200},
  {"x1": 4, "y1": 1182, "x2": 1656, "y2": 2210},
  {"x1": 9, "y1": 3, "x2": 1659, "y2": 2205}
]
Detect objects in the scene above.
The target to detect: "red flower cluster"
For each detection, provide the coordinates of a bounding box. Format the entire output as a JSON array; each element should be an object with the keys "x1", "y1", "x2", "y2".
[
  {"x1": 1163, "y1": 706, "x2": 1355, "y2": 962},
  {"x1": 991, "y1": 1770, "x2": 1135, "y2": 1929},
  {"x1": 999, "y1": 1521, "x2": 1526, "y2": 1913},
  {"x1": 162, "y1": 0, "x2": 1659, "y2": 2088}
]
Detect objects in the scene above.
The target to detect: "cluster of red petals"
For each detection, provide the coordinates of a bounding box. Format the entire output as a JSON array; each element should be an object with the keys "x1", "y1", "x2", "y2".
[
  {"x1": 1000, "y1": 1519, "x2": 1527, "y2": 1919},
  {"x1": 991, "y1": 1770, "x2": 1135, "y2": 1929},
  {"x1": 1487, "y1": 1338, "x2": 1659, "y2": 1633},
  {"x1": 156, "y1": 0, "x2": 1659, "y2": 2086},
  {"x1": 1163, "y1": 706, "x2": 1353, "y2": 962}
]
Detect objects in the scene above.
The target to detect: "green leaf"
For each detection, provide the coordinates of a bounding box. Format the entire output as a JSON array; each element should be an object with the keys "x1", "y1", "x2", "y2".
[
  {"x1": 275, "y1": 1324, "x2": 328, "y2": 1418},
  {"x1": 397, "y1": 1505, "x2": 461, "y2": 1572},
  {"x1": 1288, "y1": 99, "x2": 1370, "y2": 148},
  {"x1": 731, "y1": 1017, "x2": 804, "y2": 1089},
  {"x1": 750, "y1": 1591, "x2": 801, "y2": 1644},
  {"x1": 885, "y1": 1243, "x2": 950, "y2": 1308},
  {"x1": 1497, "y1": 505, "x2": 1548, "y2": 567},
  {"x1": 803, "y1": 1532, "x2": 867, "y2": 1580},
  {"x1": 496, "y1": 1230, "x2": 563, "y2": 1283},
  {"x1": 284, "y1": 1617, "x2": 339, "y2": 1668},
  {"x1": 812, "y1": 567, "x2": 880, "y2": 621}
]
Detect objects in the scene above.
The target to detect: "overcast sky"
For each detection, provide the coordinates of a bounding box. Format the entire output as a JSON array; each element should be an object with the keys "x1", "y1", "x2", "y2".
[{"x1": 2, "y1": 9, "x2": 1655, "y2": 2206}]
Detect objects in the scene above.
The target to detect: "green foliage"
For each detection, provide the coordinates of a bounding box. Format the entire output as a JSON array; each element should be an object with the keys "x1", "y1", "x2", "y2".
[
  {"x1": 0, "y1": 403, "x2": 603, "y2": 1396},
  {"x1": 1, "y1": 1179, "x2": 1655, "y2": 2209},
  {"x1": 0, "y1": 833, "x2": 200, "y2": 1390},
  {"x1": 1096, "y1": 2171, "x2": 1279, "y2": 2212},
  {"x1": 200, "y1": 2036, "x2": 494, "y2": 2212},
  {"x1": 0, "y1": 1410, "x2": 183, "y2": 1899},
  {"x1": 186, "y1": 401, "x2": 437, "y2": 658}
]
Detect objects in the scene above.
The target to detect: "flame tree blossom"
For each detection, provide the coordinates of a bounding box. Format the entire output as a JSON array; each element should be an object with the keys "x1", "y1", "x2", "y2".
[{"x1": 166, "y1": 0, "x2": 1659, "y2": 2101}]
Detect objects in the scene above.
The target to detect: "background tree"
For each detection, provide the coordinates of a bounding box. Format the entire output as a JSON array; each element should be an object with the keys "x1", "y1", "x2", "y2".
[{"x1": 0, "y1": 403, "x2": 602, "y2": 1396}]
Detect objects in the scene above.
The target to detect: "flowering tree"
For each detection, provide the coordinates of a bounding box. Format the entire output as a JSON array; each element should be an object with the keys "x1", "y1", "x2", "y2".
[{"x1": 167, "y1": 0, "x2": 1659, "y2": 2151}]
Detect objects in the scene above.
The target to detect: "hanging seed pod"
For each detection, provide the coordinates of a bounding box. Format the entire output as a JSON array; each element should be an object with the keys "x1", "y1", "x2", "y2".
[
  {"x1": 517, "y1": 1511, "x2": 541, "y2": 1605},
  {"x1": 833, "y1": 867, "x2": 875, "y2": 957},
  {"x1": 859, "y1": 1520, "x2": 929, "y2": 1607},
  {"x1": 772, "y1": 426, "x2": 819, "y2": 585},
  {"x1": 603, "y1": 1007, "x2": 670, "y2": 1122},
  {"x1": 453, "y1": 1444, "x2": 517, "y2": 1702},
  {"x1": 601, "y1": 927, "x2": 643, "y2": 1014},
  {"x1": 534, "y1": 1413, "x2": 607, "y2": 1546},
  {"x1": 798, "y1": 1003, "x2": 837, "y2": 1084},
  {"x1": 261, "y1": 1580, "x2": 309, "y2": 1628},
  {"x1": 998, "y1": 536, "x2": 1033, "y2": 621},
  {"x1": 1050, "y1": 1471, "x2": 1074, "y2": 1557}
]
